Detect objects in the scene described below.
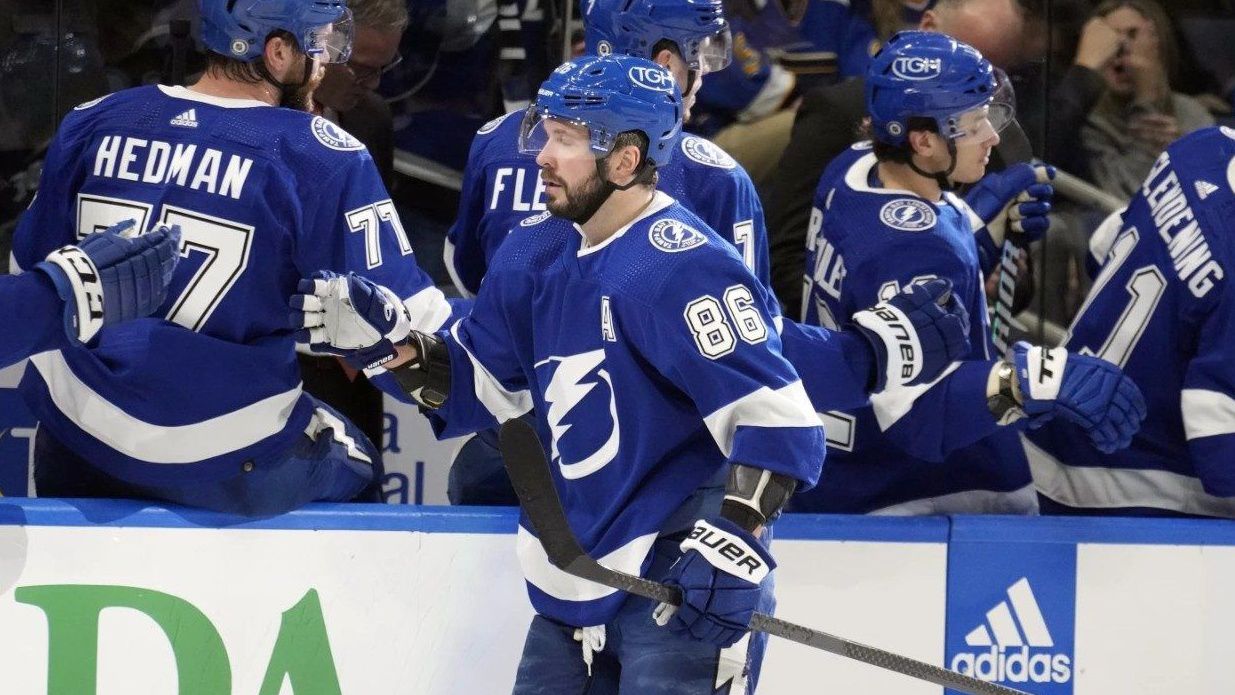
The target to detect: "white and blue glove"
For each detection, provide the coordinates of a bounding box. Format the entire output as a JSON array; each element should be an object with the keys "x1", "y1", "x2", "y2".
[
  {"x1": 289, "y1": 270, "x2": 413, "y2": 370},
  {"x1": 1012, "y1": 342, "x2": 1147, "y2": 453},
  {"x1": 967, "y1": 163, "x2": 1056, "y2": 247},
  {"x1": 34, "y1": 220, "x2": 181, "y2": 345},
  {"x1": 852, "y1": 278, "x2": 971, "y2": 391},
  {"x1": 655, "y1": 518, "x2": 774, "y2": 648}
]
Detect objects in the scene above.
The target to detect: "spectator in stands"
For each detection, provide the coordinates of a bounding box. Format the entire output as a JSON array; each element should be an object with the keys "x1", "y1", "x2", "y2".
[
  {"x1": 763, "y1": 0, "x2": 1028, "y2": 315},
  {"x1": 1078, "y1": 0, "x2": 1214, "y2": 200}
]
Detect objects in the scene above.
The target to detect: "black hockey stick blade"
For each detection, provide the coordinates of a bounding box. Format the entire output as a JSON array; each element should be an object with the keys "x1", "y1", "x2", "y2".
[{"x1": 499, "y1": 418, "x2": 1028, "y2": 695}]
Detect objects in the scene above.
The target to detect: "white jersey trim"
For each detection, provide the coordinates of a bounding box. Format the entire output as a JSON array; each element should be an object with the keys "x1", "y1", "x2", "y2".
[
  {"x1": 517, "y1": 525, "x2": 657, "y2": 602},
  {"x1": 1023, "y1": 433, "x2": 1235, "y2": 517},
  {"x1": 1182, "y1": 388, "x2": 1235, "y2": 440},
  {"x1": 404, "y1": 285, "x2": 454, "y2": 334},
  {"x1": 843, "y1": 152, "x2": 923, "y2": 197},
  {"x1": 29, "y1": 350, "x2": 301, "y2": 464},
  {"x1": 448, "y1": 321, "x2": 534, "y2": 422},
  {"x1": 576, "y1": 191, "x2": 675, "y2": 257},
  {"x1": 869, "y1": 482, "x2": 1038, "y2": 515},
  {"x1": 869, "y1": 361, "x2": 962, "y2": 431},
  {"x1": 441, "y1": 238, "x2": 476, "y2": 299},
  {"x1": 702, "y1": 380, "x2": 820, "y2": 458},
  {"x1": 157, "y1": 85, "x2": 270, "y2": 109}
]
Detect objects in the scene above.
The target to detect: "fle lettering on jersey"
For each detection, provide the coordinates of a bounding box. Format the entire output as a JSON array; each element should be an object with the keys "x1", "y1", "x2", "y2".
[
  {"x1": 490, "y1": 167, "x2": 547, "y2": 212},
  {"x1": 536, "y1": 350, "x2": 621, "y2": 480}
]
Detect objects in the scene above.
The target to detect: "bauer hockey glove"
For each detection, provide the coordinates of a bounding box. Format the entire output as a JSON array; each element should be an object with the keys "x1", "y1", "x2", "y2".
[
  {"x1": 968, "y1": 163, "x2": 1055, "y2": 261},
  {"x1": 1011, "y1": 342, "x2": 1147, "y2": 453},
  {"x1": 852, "y1": 278, "x2": 970, "y2": 392},
  {"x1": 655, "y1": 518, "x2": 774, "y2": 648},
  {"x1": 34, "y1": 220, "x2": 181, "y2": 345},
  {"x1": 290, "y1": 270, "x2": 413, "y2": 370}
]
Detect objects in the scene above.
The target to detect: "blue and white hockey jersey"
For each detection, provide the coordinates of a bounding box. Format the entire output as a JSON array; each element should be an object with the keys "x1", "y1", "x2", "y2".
[
  {"x1": 12, "y1": 85, "x2": 453, "y2": 486},
  {"x1": 0, "y1": 273, "x2": 68, "y2": 370},
  {"x1": 444, "y1": 110, "x2": 771, "y2": 297},
  {"x1": 794, "y1": 143, "x2": 1034, "y2": 514},
  {"x1": 433, "y1": 192, "x2": 824, "y2": 626},
  {"x1": 1026, "y1": 126, "x2": 1235, "y2": 517}
]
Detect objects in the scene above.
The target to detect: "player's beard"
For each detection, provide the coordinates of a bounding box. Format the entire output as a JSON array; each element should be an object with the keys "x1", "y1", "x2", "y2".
[
  {"x1": 279, "y1": 58, "x2": 325, "y2": 112},
  {"x1": 546, "y1": 167, "x2": 612, "y2": 224}
]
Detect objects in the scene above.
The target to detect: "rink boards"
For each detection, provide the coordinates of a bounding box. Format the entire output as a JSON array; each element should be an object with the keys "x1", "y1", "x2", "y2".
[{"x1": 0, "y1": 500, "x2": 1232, "y2": 694}]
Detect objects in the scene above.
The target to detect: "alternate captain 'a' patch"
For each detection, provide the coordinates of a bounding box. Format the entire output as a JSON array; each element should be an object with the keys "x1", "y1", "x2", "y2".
[
  {"x1": 311, "y1": 116, "x2": 364, "y2": 151},
  {"x1": 681, "y1": 136, "x2": 736, "y2": 169},
  {"x1": 649, "y1": 218, "x2": 707, "y2": 252}
]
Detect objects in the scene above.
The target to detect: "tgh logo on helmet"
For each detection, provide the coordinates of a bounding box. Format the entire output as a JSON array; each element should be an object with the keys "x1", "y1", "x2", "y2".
[
  {"x1": 628, "y1": 65, "x2": 674, "y2": 92},
  {"x1": 891, "y1": 56, "x2": 943, "y2": 80}
]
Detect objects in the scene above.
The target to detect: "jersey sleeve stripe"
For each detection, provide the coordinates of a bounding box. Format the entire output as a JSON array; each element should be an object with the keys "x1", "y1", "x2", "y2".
[
  {"x1": 448, "y1": 320, "x2": 533, "y2": 421},
  {"x1": 701, "y1": 380, "x2": 819, "y2": 458},
  {"x1": 869, "y1": 361, "x2": 962, "y2": 430},
  {"x1": 1181, "y1": 388, "x2": 1235, "y2": 440},
  {"x1": 441, "y1": 238, "x2": 477, "y2": 299},
  {"x1": 516, "y1": 525, "x2": 656, "y2": 602},
  {"x1": 29, "y1": 350, "x2": 302, "y2": 464},
  {"x1": 403, "y1": 285, "x2": 455, "y2": 333}
]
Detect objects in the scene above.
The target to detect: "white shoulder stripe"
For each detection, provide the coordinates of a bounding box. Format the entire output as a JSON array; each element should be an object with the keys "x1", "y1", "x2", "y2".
[
  {"x1": 449, "y1": 321, "x2": 533, "y2": 422},
  {"x1": 1182, "y1": 388, "x2": 1235, "y2": 440},
  {"x1": 517, "y1": 525, "x2": 656, "y2": 602},
  {"x1": 702, "y1": 381, "x2": 820, "y2": 458},
  {"x1": 30, "y1": 350, "x2": 301, "y2": 464}
]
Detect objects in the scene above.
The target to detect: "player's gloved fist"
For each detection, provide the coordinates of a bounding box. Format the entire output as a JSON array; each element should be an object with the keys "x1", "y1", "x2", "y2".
[
  {"x1": 1011, "y1": 342, "x2": 1147, "y2": 453},
  {"x1": 34, "y1": 219, "x2": 181, "y2": 345},
  {"x1": 655, "y1": 518, "x2": 773, "y2": 648},
  {"x1": 967, "y1": 163, "x2": 1056, "y2": 246},
  {"x1": 852, "y1": 278, "x2": 970, "y2": 391},
  {"x1": 289, "y1": 270, "x2": 413, "y2": 370}
]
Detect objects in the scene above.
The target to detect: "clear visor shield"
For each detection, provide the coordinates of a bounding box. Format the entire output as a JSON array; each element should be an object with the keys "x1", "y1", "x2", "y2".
[
  {"x1": 303, "y1": 9, "x2": 354, "y2": 64},
  {"x1": 945, "y1": 71, "x2": 1016, "y2": 144},
  {"x1": 690, "y1": 28, "x2": 732, "y2": 74},
  {"x1": 518, "y1": 108, "x2": 616, "y2": 160}
]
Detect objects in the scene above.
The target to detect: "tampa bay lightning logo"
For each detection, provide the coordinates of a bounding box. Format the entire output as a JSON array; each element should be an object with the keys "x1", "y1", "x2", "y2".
[
  {"x1": 521, "y1": 210, "x2": 553, "y2": 227},
  {"x1": 649, "y1": 218, "x2": 706, "y2": 252},
  {"x1": 879, "y1": 198, "x2": 936, "y2": 231},
  {"x1": 311, "y1": 116, "x2": 364, "y2": 151},
  {"x1": 536, "y1": 350, "x2": 621, "y2": 480},
  {"x1": 681, "y1": 136, "x2": 736, "y2": 169},
  {"x1": 478, "y1": 112, "x2": 513, "y2": 136}
]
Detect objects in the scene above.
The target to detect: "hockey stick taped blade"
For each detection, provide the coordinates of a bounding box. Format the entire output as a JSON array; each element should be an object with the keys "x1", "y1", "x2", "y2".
[{"x1": 497, "y1": 419, "x2": 1026, "y2": 695}]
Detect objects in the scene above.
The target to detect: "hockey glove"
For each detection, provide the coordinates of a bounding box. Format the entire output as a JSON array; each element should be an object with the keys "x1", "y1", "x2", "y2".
[
  {"x1": 968, "y1": 163, "x2": 1056, "y2": 248},
  {"x1": 1011, "y1": 342, "x2": 1147, "y2": 453},
  {"x1": 34, "y1": 220, "x2": 181, "y2": 345},
  {"x1": 290, "y1": 270, "x2": 413, "y2": 370},
  {"x1": 655, "y1": 518, "x2": 774, "y2": 648},
  {"x1": 852, "y1": 278, "x2": 970, "y2": 392}
]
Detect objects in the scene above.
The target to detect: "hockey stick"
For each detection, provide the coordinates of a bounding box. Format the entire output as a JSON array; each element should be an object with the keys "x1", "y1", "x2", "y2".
[
  {"x1": 987, "y1": 120, "x2": 1037, "y2": 356},
  {"x1": 498, "y1": 418, "x2": 1028, "y2": 695}
]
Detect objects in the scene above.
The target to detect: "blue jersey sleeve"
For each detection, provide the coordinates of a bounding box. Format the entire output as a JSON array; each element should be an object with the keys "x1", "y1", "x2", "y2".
[
  {"x1": 445, "y1": 123, "x2": 499, "y2": 298},
  {"x1": 621, "y1": 252, "x2": 825, "y2": 488},
  {"x1": 0, "y1": 273, "x2": 68, "y2": 367},
  {"x1": 1182, "y1": 288, "x2": 1235, "y2": 495},
  {"x1": 12, "y1": 105, "x2": 97, "y2": 270}
]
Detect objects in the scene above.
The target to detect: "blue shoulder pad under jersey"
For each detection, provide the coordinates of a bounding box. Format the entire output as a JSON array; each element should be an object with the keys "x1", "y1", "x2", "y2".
[
  {"x1": 1028, "y1": 126, "x2": 1235, "y2": 516},
  {"x1": 795, "y1": 143, "x2": 1031, "y2": 513},
  {"x1": 12, "y1": 85, "x2": 449, "y2": 485},
  {"x1": 444, "y1": 111, "x2": 543, "y2": 297}
]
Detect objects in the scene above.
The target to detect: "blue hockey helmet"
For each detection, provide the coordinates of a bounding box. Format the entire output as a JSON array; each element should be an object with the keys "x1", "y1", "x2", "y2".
[
  {"x1": 865, "y1": 31, "x2": 1014, "y2": 147},
  {"x1": 199, "y1": 0, "x2": 354, "y2": 64},
  {"x1": 583, "y1": 0, "x2": 732, "y2": 74},
  {"x1": 519, "y1": 55, "x2": 684, "y2": 170}
]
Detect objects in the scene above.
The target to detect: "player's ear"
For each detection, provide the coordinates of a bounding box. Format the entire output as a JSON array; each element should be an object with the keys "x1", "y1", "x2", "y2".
[
  {"x1": 918, "y1": 10, "x2": 939, "y2": 31},
  {"x1": 907, "y1": 130, "x2": 938, "y2": 159},
  {"x1": 652, "y1": 48, "x2": 675, "y2": 70},
  {"x1": 607, "y1": 143, "x2": 643, "y2": 186},
  {"x1": 263, "y1": 34, "x2": 298, "y2": 78}
]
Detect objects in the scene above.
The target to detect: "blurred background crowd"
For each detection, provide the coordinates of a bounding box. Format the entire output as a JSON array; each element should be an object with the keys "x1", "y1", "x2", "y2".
[{"x1": 1, "y1": 0, "x2": 1233, "y2": 354}]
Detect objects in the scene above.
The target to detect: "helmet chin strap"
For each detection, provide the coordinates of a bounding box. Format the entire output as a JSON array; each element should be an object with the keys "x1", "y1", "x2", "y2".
[
  {"x1": 571, "y1": 151, "x2": 655, "y2": 225},
  {"x1": 255, "y1": 54, "x2": 314, "y2": 109},
  {"x1": 907, "y1": 137, "x2": 958, "y2": 192}
]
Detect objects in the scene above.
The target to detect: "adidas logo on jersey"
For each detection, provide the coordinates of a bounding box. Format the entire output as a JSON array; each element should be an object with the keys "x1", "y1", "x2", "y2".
[
  {"x1": 170, "y1": 109, "x2": 199, "y2": 128},
  {"x1": 950, "y1": 578, "x2": 1072, "y2": 685},
  {"x1": 1195, "y1": 179, "x2": 1219, "y2": 200}
]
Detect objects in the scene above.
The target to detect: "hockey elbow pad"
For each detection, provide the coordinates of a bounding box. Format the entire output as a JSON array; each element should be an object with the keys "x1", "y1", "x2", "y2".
[{"x1": 390, "y1": 330, "x2": 451, "y2": 408}]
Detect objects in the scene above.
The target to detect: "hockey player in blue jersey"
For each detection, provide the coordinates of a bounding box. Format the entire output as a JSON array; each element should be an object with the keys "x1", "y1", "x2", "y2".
[
  {"x1": 292, "y1": 54, "x2": 967, "y2": 693},
  {"x1": 0, "y1": 222, "x2": 180, "y2": 369},
  {"x1": 1025, "y1": 126, "x2": 1235, "y2": 518},
  {"x1": 442, "y1": 0, "x2": 972, "y2": 505},
  {"x1": 796, "y1": 31, "x2": 1147, "y2": 514},
  {"x1": 9, "y1": 0, "x2": 455, "y2": 516}
]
